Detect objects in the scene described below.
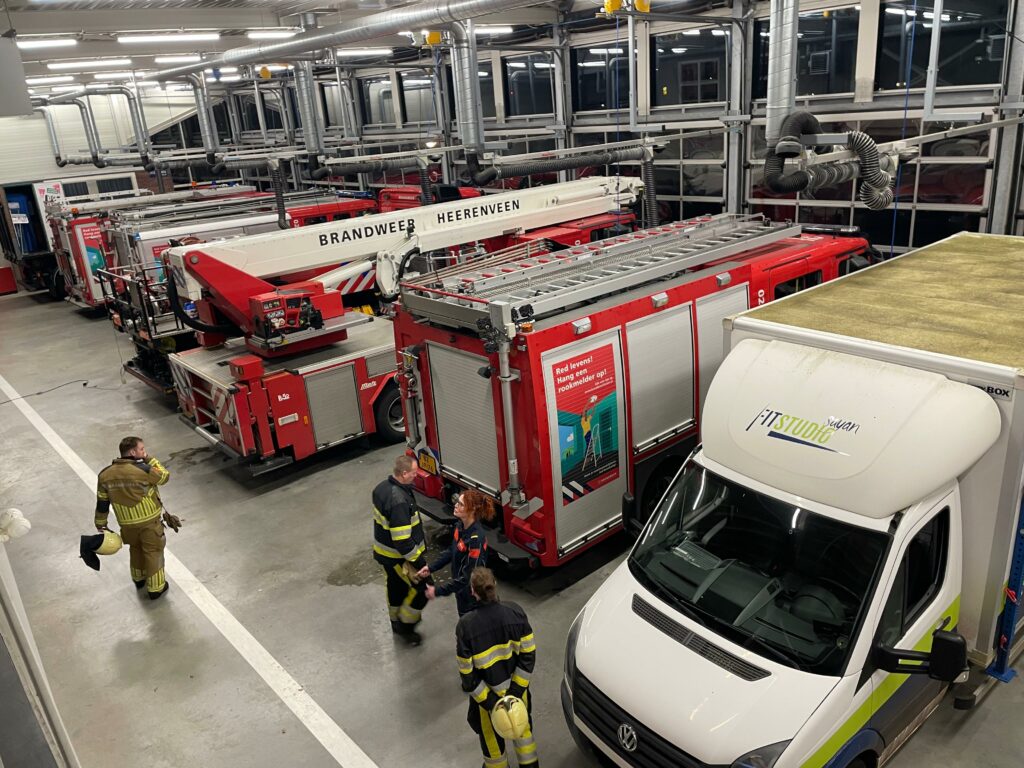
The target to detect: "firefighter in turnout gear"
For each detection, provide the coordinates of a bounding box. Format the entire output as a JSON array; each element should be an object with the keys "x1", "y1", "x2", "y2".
[
  {"x1": 373, "y1": 454, "x2": 431, "y2": 644},
  {"x1": 95, "y1": 436, "x2": 173, "y2": 600},
  {"x1": 456, "y1": 568, "x2": 538, "y2": 768},
  {"x1": 419, "y1": 489, "x2": 494, "y2": 616}
]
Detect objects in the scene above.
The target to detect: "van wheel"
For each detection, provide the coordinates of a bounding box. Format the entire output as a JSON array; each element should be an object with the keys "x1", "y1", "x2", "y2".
[
  {"x1": 373, "y1": 383, "x2": 404, "y2": 443},
  {"x1": 636, "y1": 457, "x2": 684, "y2": 530},
  {"x1": 846, "y1": 758, "x2": 869, "y2": 768}
]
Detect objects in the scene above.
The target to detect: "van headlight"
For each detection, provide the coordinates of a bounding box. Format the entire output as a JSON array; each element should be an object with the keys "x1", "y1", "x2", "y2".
[
  {"x1": 564, "y1": 609, "x2": 584, "y2": 690},
  {"x1": 730, "y1": 741, "x2": 791, "y2": 768}
]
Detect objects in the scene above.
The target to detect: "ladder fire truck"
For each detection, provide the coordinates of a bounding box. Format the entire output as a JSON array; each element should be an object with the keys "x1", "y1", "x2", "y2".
[
  {"x1": 97, "y1": 193, "x2": 380, "y2": 392},
  {"x1": 46, "y1": 185, "x2": 263, "y2": 308},
  {"x1": 394, "y1": 214, "x2": 873, "y2": 567},
  {"x1": 162, "y1": 177, "x2": 641, "y2": 472}
]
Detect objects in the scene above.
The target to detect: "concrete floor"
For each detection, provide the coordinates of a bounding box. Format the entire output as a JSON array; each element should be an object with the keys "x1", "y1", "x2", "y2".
[{"x1": 1, "y1": 292, "x2": 1022, "y2": 768}]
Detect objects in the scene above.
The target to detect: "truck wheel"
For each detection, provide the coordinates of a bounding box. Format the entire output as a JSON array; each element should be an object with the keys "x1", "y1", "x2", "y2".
[
  {"x1": 373, "y1": 383, "x2": 404, "y2": 443},
  {"x1": 47, "y1": 271, "x2": 65, "y2": 300}
]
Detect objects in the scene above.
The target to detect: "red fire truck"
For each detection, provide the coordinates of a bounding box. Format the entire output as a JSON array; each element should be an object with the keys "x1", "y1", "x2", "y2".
[
  {"x1": 393, "y1": 214, "x2": 873, "y2": 567},
  {"x1": 163, "y1": 177, "x2": 642, "y2": 472}
]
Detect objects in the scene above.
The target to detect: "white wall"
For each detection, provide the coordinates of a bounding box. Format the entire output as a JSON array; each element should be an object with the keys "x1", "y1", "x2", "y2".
[{"x1": 0, "y1": 91, "x2": 197, "y2": 186}]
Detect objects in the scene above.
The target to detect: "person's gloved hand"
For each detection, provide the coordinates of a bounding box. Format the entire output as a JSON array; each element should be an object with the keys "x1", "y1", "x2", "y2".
[{"x1": 162, "y1": 511, "x2": 182, "y2": 533}]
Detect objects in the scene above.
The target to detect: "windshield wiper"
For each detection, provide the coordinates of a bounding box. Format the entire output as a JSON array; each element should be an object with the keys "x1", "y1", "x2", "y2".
[
  {"x1": 741, "y1": 633, "x2": 804, "y2": 671},
  {"x1": 629, "y1": 560, "x2": 707, "y2": 628}
]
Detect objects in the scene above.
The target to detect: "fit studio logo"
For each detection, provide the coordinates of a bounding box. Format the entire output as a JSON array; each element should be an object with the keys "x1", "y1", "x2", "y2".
[{"x1": 745, "y1": 406, "x2": 859, "y2": 455}]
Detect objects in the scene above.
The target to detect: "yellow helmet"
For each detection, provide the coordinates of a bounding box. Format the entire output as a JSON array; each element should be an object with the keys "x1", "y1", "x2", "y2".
[
  {"x1": 96, "y1": 530, "x2": 123, "y2": 555},
  {"x1": 491, "y1": 695, "x2": 528, "y2": 740}
]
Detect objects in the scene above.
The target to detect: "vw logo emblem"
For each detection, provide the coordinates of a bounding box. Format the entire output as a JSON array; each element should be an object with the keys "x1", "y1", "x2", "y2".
[{"x1": 617, "y1": 723, "x2": 638, "y2": 753}]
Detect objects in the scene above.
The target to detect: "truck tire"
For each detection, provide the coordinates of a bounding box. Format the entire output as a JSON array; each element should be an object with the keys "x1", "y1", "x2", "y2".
[{"x1": 373, "y1": 383, "x2": 404, "y2": 443}]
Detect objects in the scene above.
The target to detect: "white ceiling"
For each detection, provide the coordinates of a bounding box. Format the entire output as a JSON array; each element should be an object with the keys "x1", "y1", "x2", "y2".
[{"x1": 12, "y1": 0, "x2": 561, "y2": 80}]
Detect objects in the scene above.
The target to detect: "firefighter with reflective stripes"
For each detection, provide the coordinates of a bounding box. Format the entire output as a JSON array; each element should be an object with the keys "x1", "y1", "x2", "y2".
[
  {"x1": 420, "y1": 489, "x2": 494, "y2": 616},
  {"x1": 95, "y1": 436, "x2": 172, "y2": 600},
  {"x1": 456, "y1": 567, "x2": 538, "y2": 768},
  {"x1": 372, "y1": 455, "x2": 430, "y2": 645}
]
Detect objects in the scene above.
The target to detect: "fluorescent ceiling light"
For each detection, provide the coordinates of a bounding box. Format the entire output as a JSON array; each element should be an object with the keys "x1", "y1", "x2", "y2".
[
  {"x1": 579, "y1": 61, "x2": 605, "y2": 67},
  {"x1": 204, "y1": 66, "x2": 238, "y2": 73},
  {"x1": 94, "y1": 71, "x2": 145, "y2": 80},
  {"x1": 884, "y1": 7, "x2": 916, "y2": 16},
  {"x1": 246, "y1": 30, "x2": 297, "y2": 40},
  {"x1": 154, "y1": 55, "x2": 202, "y2": 64},
  {"x1": 923, "y1": 11, "x2": 951, "y2": 20},
  {"x1": 17, "y1": 38, "x2": 77, "y2": 50},
  {"x1": 533, "y1": 62, "x2": 553, "y2": 69},
  {"x1": 507, "y1": 62, "x2": 527, "y2": 68},
  {"x1": 118, "y1": 33, "x2": 221, "y2": 44},
  {"x1": 475, "y1": 25, "x2": 513, "y2": 35},
  {"x1": 51, "y1": 84, "x2": 84, "y2": 92},
  {"x1": 711, "y1": 29, "x2": 727, "y2": 36},
  {"x1": 404, "y1": 79, "x2": 431, "y2": 85},
  {"x1": 760, "y1": 31, "x2": 769, "y2": 37},
  {"x1": 671, "y1": 47, "x2": 688, "y2": 53},
  {"x1": 207, "y1": 74, "x2": 241, "y2": 82},
  {"x1": 26, "y1": 75, "x2": 75, "y2": 84},
  {"x1": 478, "y1": 70, "x2": 491, "y2": 76},
  {"x1": 49, "y1": 58, "x2": 132, "y2": 70},
  {"x1": 259, "y1": 64, "x2": 292, "y2": 72},
  {"x1": 588, "y1": 47, "x2": 623, "y2": 54},
  {"x1": 683, "y1": 29, "x2": 701, "y2": 35},
  {"x1": 335, "y1": 47, "x2": 392, "y2": 57}
]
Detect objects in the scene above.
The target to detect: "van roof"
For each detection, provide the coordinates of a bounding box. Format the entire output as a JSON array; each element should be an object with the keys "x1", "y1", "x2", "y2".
[{"x1": 742, "y1": 232, "x2": 1024, "y2": 371}]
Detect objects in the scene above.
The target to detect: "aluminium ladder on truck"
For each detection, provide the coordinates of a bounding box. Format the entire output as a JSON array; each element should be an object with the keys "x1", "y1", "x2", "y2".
[
  {"x1": 399, "y1": 214, "x2": 802, "y2": 331},
  {"x1": 395, "y1": 213, "x2": 868, "y2": 568}
]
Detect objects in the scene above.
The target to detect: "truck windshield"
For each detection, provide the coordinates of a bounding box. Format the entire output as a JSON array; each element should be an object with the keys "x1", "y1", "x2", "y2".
[{"x1": 629, "y1": 461, "x2": 888, "y2": 676}]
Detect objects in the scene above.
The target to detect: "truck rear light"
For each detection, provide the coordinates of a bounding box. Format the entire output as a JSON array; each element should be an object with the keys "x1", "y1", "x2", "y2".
[{"x1": 510, "y1": 518, "x2": 546, "y2": 555}]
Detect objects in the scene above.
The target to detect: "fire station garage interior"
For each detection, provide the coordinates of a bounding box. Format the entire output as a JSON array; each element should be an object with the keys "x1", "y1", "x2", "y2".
[{"x1": 3, "y1": 0, "x2": 1024, "y2": 766}]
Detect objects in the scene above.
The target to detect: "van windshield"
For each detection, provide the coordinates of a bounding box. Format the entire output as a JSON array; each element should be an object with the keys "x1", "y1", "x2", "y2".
[{"x1": 629, "y1": 461, "x2": 888, "y2": 676}]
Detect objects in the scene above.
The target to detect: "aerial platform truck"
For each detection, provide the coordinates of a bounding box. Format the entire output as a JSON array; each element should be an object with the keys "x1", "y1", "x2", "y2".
[
  {"x1": 394, "y1": 214, "x2": 873, "y2": 567},
  {"x1": 162, "y1": 177, "x2": 641, "y2": 472},
  {"x1": 97, "y1": 193, "x2": 380, "y2": 391},
  {"x1": 45, "y1": 185, "x2": 264, "y2": 307}
]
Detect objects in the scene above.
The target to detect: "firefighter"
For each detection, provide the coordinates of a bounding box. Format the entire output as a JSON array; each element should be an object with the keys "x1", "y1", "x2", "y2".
[
  {"x1": 419, "y1": 489, "x2": 494, "y2": 616},
  {"x1": 372, "y1": 454, "x2": 430, "y2": 645},
  {"x1": 456, "y1": 567, "x2": 538, "y2": 768},
  {"x1": 95, "y1": 436, "x2": 176, "y2": 600}
]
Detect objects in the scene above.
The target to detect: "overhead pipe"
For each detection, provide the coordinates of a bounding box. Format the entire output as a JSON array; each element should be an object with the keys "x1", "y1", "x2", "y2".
[
  {"x1": 154, "y1": 0, "x2": 550, "y2": 81},
  {"x1": 294, "y1": 61, "x2": 326, "y2": 158},
  {"x1": 186, "y1": 74, "x2": 220, "y2": 166},
  {"x1": 764, "y1": 0, "x2": 799, "y2": 145},
  {"x1": 52, "y1": 86, "x2": 153, "y2": 167},
  {"x1": 448, "y1": 21, "x2": 485, "y2": 155},
  {"x1": 311, "y1": 155, "x2": 421, "y2": 180},
  {"x1": 472, "y1": 146, "x2": 649, "y2": 185},
  {"x1": 252, "y1": 80, "x2": 270, "y2": 142},
  {"x1": 335, "y1": 69, "x2": 360, "y2": 140},
  {"x1": 31, "y1": 105, "x2": 83, "y2": 167}
]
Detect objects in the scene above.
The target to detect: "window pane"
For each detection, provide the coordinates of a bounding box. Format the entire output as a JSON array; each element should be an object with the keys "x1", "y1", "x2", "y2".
[
  {"x1": 360, "y1": 76, "x2": 394, "y2": 125},
  {"x1": 854, "y1": 208, "x2": 911, "y2": 248},
  {"x1": 504, "y1": 54, "x2": 554, "y2": 116},
  {"x1": 97, "y1": 177, "x2": 133, "y2": 194},
  {"x1": 683, "y1": 165, "x2": 724, "y2": 197},
  {"x1": 651, "y1": 29, "x2": 728, "y2": 107},
  {"x1": 400, "y1": 71, "x2": 435, "y2": 123},
  {"x1": 447, "y1": 61, "x2": 496, "y2": 121},
  {"x1": 752, "y1": 8, "x2": 860, "y2": 98},
  {"x1": 876, "y1": 0, "x2": 1008, "y2": 90},
  {"x1": 655, "y1": 167, "x2": 681, "y2": 196},
  {"x1": 571, "y1": 46, "x2": 630, "y2": 111},
  {"x1": 904, "y1": 510, "x2": 949, "y2": 627},
  {"x1": 797, "y1": 206, "x2": 852, "y2": 227},
  {"x1": 921, "y1": 121, "x2": 990, "y2": 157},
  {"x1": 913, "y1": 211, "x2": 983, "y2": 245},
  {"x1": 915, "y1": 164, "x2": 987, "y2": 205}
]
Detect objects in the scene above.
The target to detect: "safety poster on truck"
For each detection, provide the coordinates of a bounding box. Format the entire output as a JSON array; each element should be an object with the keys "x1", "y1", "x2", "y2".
[{"x1": 553, "y1": 343, "x2": 621, "y2": 505}]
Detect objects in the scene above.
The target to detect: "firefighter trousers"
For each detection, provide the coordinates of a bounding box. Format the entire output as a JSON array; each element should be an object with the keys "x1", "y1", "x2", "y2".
[
  {"x1": 381, "y1": 561, "x2": 427, "y2": 629},
  {"x1": 120, "y1": 517, "x2": 166, "y2": 596},
  {"x1": 467, "y1": 690, "x2": 538, "y2": 767}
]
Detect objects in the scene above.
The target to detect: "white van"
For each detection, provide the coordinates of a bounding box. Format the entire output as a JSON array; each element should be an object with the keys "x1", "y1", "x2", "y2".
[{"x1": 561, "y1": 232, "x2": 1024, "y2": 768}]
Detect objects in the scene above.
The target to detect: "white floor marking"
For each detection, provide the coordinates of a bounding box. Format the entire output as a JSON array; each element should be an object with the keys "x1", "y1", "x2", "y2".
[{"x1": 0, "y1": 371, "x2": 379, "y2": 768}]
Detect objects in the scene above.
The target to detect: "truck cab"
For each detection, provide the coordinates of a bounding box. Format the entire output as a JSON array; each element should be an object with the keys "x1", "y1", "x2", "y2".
[{"x1": 563, "y1": 337, "x2": 1005, "y2": 768}]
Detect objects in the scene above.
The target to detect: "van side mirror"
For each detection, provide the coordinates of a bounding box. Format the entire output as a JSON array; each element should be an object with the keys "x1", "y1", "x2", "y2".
[{"x1": 873, "y1": 630, "x2": 968, "y2": 682}]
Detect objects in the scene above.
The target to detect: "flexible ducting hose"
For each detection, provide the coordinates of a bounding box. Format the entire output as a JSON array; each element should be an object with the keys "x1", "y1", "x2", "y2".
[
  {"x1": 472, "y1": 146, "x2": 648, "y2": 186},
  {"x1": 847, "y1": 131, "x2": 894, "y2": 210},
  {"x1": 272, "y1": 164, "x2": 289, "y2": 230},
  {"x1": 165, "y1": 262, "x2": 239, "y2": 337},
  {"x1": 640, "y1": 159, "x2": 659, "y2": 227},
  {"x1": 419, "y1": 174, "x2": 433, "y2": 206},
  {"x1": 765, "y1": 112, "x2": 894, "y2": 210},
  {"x1": 311, "y1": 156, "x2": 421, "y2": 180}
]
